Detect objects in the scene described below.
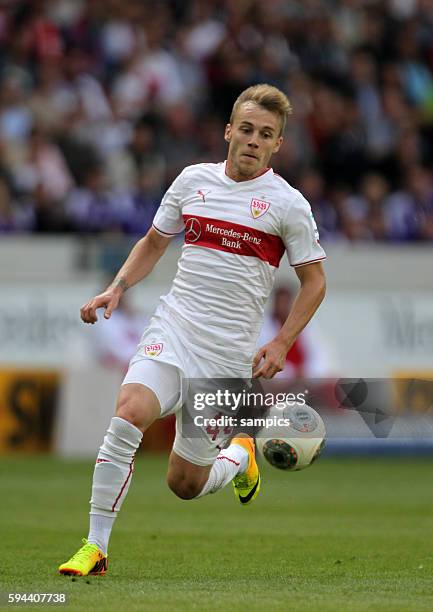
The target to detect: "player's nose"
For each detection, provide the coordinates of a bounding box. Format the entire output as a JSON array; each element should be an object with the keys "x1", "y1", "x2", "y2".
[{"x1": 247, "y1": 132, "x2": 259, "y2": 148}]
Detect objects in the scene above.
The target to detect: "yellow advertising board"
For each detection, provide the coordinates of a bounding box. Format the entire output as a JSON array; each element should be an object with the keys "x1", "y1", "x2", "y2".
[
  {"x1": 392, "y1": 371, "x2": 433, "y2": 415},
  {"x1": 0, "y1": 369, "x2": 60, "y2": 453}
]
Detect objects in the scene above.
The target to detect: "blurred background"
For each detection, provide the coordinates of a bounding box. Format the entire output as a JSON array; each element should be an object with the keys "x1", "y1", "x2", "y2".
[{"x1": 0, "y1": 0, "x2": 432, "y2": 457}]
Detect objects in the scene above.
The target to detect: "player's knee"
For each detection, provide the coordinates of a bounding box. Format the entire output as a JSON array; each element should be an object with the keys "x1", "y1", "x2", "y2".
[
  {"x1": 116, "y1": 389, "x2": 156, "y2": 431},
  {"x1": 166, "y1": 474, "x2": 202, "y2": 500}
]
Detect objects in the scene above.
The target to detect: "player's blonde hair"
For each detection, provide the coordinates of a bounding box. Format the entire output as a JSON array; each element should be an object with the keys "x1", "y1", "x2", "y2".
[{"x1": 230, "y1": 84, "x2": 292, "y2": 136}]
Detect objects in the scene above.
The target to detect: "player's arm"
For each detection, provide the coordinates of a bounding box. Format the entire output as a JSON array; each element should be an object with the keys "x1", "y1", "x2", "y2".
[
  {"x1": 252, "y1": 262, "x2": 326, "y2": 379},
  {"x1": 80, "y1": 227, "x2": 172, "y2": 324}
]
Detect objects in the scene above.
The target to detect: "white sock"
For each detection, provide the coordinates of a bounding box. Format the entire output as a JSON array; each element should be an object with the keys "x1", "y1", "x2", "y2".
[
  {"x1": 88, "y1": 417, "x2": 143, "y2": 553},
  {"x1": 196, "y1": 443, "x2": 249, "y2": 498},
  {"x1": 87, "y1": 514, "x2": 115, "y2": 556}
]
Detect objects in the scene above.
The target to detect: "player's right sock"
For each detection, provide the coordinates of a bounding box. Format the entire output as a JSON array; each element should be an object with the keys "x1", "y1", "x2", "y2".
[
  {"x1": 196, "y1": 443, "x2": 249, "y2": 497},
  {"x1": 87, "y1": 417, "x2": 143, "y2": 553}
]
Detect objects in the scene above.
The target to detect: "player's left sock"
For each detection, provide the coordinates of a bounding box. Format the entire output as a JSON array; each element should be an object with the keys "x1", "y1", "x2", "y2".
[
  {"x1": 87, "y1": 416, "x2": 143, "y2": 554},
  {"x1": 196, "y1": 443, "x2": 249, "y2": 497},
  {"x1": 87, "y1": 514, "x2": 115, "y2": 556}
]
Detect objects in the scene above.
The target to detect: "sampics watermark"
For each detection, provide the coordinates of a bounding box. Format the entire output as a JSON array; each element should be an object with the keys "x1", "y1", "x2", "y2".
[{"x1": 193, "y1": 413, "x2": 291, "y2": 429}]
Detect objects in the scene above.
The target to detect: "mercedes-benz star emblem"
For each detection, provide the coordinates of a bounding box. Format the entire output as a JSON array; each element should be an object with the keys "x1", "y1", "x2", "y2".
[{"x1": 185, "y1": 218, "x2": 202, "y2": 243}]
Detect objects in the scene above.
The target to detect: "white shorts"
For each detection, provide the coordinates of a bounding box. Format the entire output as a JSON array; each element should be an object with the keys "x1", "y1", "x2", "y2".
[{"x1": 122, "y1": 322, "x2": 252, "y2": 466}]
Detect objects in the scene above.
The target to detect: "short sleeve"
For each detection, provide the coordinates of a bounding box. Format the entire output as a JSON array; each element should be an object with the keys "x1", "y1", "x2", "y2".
[
  {"x1": 282, "y1": 193, "x2": 326, "y2": 267},
  {"x1": 152, "y1": 170, "x2": 186, "y2": 236}
]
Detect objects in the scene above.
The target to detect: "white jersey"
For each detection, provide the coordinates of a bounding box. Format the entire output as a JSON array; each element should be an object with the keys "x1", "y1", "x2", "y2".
[{"x1": 147, "y1": 161, "x2": 326, "y2": 369}]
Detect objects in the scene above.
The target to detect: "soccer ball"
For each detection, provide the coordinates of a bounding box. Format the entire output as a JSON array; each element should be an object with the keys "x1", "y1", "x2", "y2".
[{"x1": 255, "y1": 403, "x2": 326, "y2": 471}]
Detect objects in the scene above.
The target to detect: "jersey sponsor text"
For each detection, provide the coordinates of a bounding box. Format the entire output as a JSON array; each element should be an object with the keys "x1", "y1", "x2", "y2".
[{"x1": 184, "y1": 214, "x2": 285, "y2": 267}]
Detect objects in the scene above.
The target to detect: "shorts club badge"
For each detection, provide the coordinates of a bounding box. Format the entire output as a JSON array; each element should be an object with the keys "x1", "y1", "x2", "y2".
[
  {"x1": 144, "y1": 343, "x2": 163, "y2": 357},
  {"x1": 250, "y1": 198, "x2": 270, "y2": 219}
]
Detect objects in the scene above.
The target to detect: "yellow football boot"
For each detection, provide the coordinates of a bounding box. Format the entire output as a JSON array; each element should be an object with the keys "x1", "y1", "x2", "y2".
[
  {"x1": 58, "y1": 539, "x2": 107, "y2": 576},
  {"x1": 231, "y1": 436, "x2": 261, "y2": 505}
]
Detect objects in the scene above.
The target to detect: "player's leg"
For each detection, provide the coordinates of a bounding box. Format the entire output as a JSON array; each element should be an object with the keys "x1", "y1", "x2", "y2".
[
  {"x1": 167, "y1": 344, "x2": 260, "y2": 503},
  {"x1": 166, "y1": 451, "x2": 211, "y2": 499},
  {"x1": 85, "y1": 383, "x2": 160, "y2": 556},
  {"x1": 167, "y1": 420, "x2": 259, "y2": 504},
  {"x1": 195, "y1": 436, "x2": 260, "y2": 504},
  {"x1": 59, "y1": 359, "x2": 181, "y2": 576}
]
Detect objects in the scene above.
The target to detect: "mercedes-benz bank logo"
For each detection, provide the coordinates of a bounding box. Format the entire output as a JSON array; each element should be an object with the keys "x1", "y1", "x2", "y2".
[{"x1": 185, "y1": 217, "x2": 202, "y2": 242}]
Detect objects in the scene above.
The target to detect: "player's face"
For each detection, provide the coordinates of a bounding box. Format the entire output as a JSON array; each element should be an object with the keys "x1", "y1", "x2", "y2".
[{"x1": 225, "y1": 102, "x2": 283, "y2": 181}]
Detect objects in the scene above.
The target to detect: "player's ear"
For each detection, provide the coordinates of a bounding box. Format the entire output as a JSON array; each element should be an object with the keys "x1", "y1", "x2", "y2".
[
  {"x1": 224, "y1": 124, "x2": 232, "y2": 142},
  {"x1": 273, "y1": 136, "x2": 283, "y2": 153}
]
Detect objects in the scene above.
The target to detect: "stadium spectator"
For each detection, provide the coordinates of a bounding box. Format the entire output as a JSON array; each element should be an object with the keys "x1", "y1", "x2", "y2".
[
  {"x1": 352, "y1": 173, "x2": 390, "y2": 241},
  {"x1": 65, "y1": 163, "x2": 124, "y2": 233},
  {"x1": 9, "y1": 127, "x2": 74, "y2": 202},
  {"x1": 0, "y1": 174, "x2": 33, "y2": 231},
  {"x1": 297, "y1": 168, "x2": 340, "y2": 241},
  {"x1": 384, "y1": 164, "x2": 433, "y2": 240},
  {"x1": 106, "y1": 115, "x2": 164, "y2": 190},
  {"x1": 119, "y1": 162, "x2": 166, "y2": 236},
  {"x1": 0, "y1": 70, "x2": 33, "y2": 144}
]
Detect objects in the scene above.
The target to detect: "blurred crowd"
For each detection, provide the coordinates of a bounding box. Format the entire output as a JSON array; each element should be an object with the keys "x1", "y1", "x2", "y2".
[{"x1": 0, "y1": 0, "x2": 433, "y2": 241}]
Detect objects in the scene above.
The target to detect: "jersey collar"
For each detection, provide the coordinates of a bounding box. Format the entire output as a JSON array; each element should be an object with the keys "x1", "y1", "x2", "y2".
[{"x1": 221, "y1": 160, "x2": 273, "y2": 185}]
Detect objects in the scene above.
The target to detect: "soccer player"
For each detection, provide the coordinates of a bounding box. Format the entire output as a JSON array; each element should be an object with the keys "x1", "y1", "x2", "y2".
[{"x1": 59, "y1": 84, "x2": 326, "y2": 576}]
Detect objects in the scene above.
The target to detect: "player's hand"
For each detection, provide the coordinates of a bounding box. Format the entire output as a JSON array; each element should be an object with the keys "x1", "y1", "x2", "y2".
[
  {"x1": 252, "y1": 339, "x2": 289, "y2": 379},
  {"x1": 80, "y1": 288, "x2": 121, "y2": 324}
]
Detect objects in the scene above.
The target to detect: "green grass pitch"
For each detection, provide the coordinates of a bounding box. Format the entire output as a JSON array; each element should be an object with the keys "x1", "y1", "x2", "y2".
[{"x1": 1, "y1": 454, "x2": 433, "y2": 611}]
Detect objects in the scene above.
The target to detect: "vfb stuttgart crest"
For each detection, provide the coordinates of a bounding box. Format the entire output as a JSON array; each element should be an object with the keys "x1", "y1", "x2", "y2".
[
  {"x1": 144, "y1": 343, "x2": 163, "y2": 357},
  {"x1": 251, "y1": 198, "x2": 270, "y2": 219}
]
